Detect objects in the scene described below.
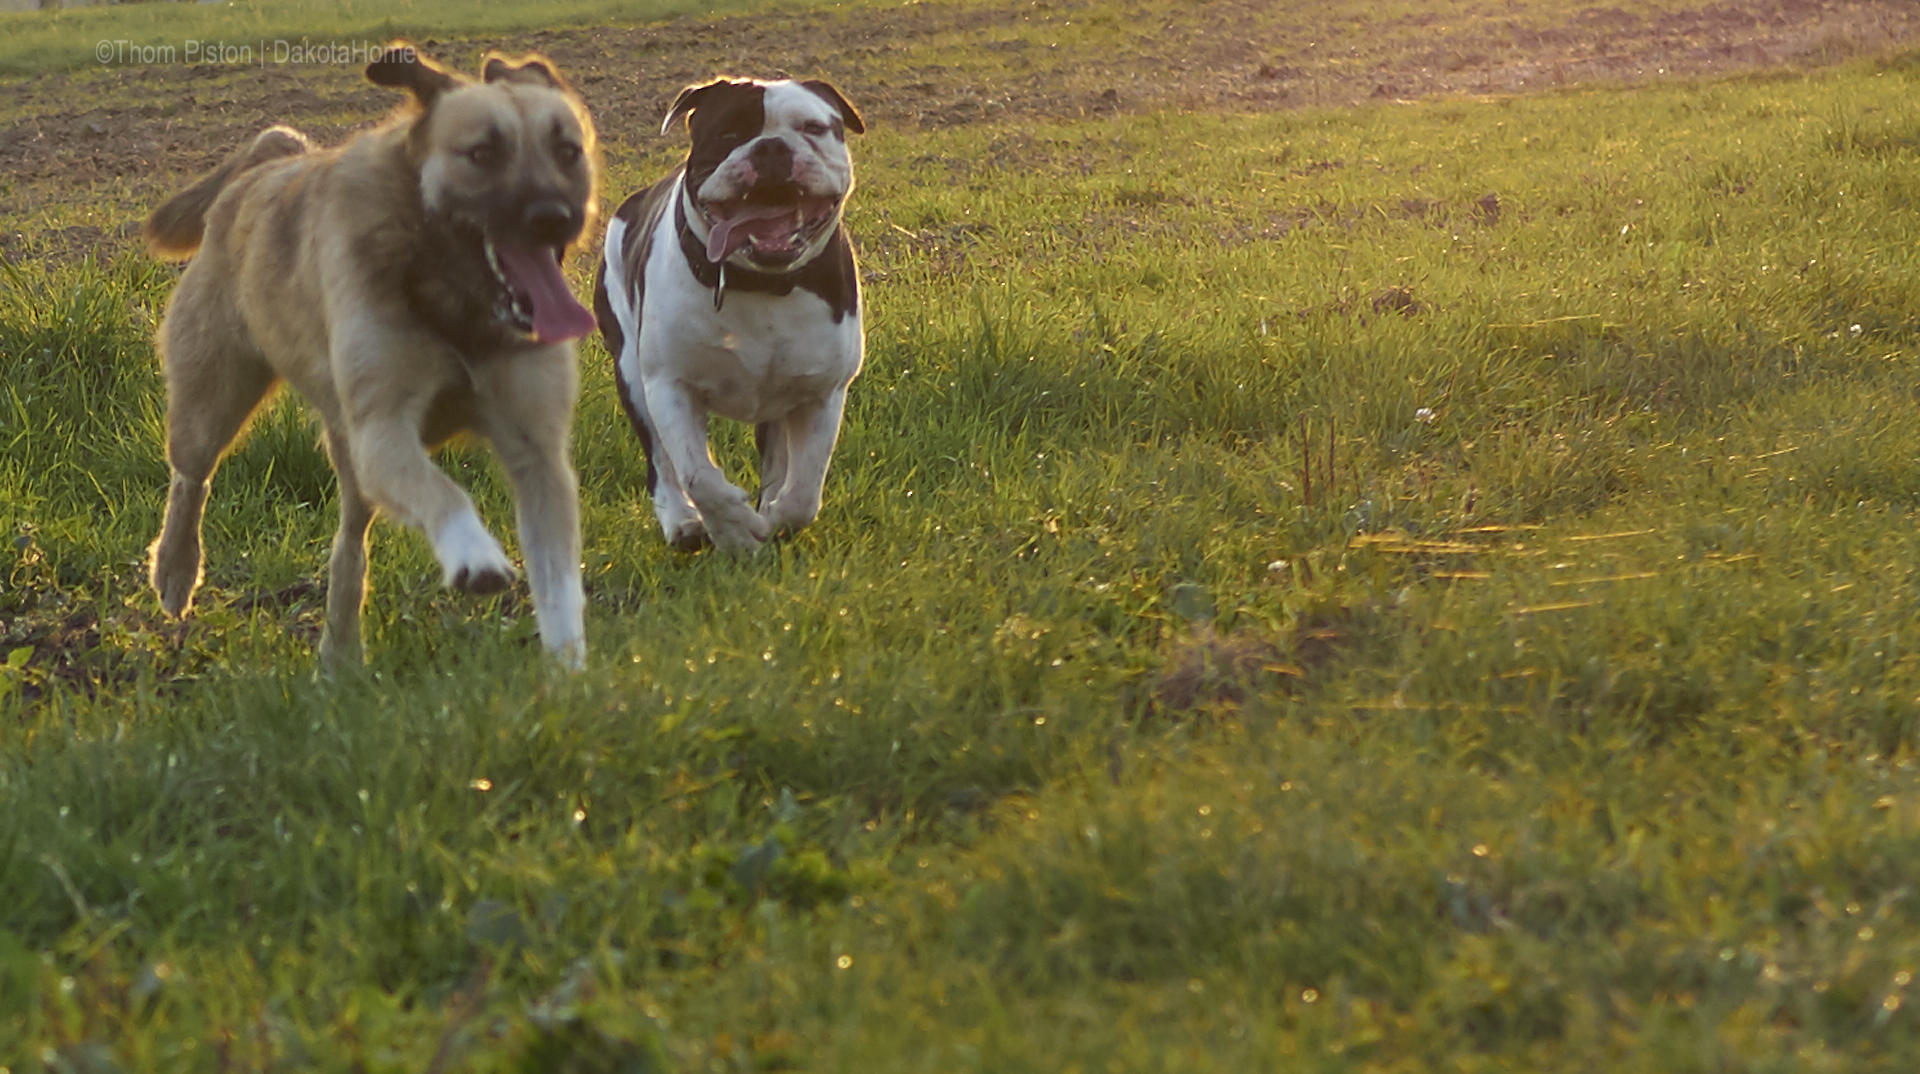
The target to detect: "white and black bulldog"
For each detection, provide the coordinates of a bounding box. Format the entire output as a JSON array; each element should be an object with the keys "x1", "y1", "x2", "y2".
[{"x1": 592, "y1": 78, "x2": 865, "y2": 552}]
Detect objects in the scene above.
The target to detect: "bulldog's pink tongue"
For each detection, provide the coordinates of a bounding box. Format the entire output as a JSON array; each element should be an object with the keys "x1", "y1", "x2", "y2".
[
  {"x1": 706, "y1": 216, "x2": 740, "y2": 263},
  {"x1": 495, "y1": 244, "x2": 597, "y2": 344},
  {"x1": 706, "y1": 204, "x2": 803, "y2": 262}
]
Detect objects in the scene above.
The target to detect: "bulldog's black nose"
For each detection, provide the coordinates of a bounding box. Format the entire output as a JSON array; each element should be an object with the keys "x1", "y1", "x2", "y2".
[
  {"x1": 748, "y1": 138, "x2": 793, "y2": 182},
  {"x1": 524, "y1": 200, "x2": 576, "y2": 245}
]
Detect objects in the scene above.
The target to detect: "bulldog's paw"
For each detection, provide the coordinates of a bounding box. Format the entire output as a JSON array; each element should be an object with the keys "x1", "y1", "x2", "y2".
[
  {"x1": 706, "y1": 505, "x2": 771, "y2": 554},
  {"x1": 761, "y1": 497, "x2": 821, "y2": 538},
  {"x1": 691, "y1": 481, "x2": 770, "y2": 554},
  {"x1": 664, "y1": 517, "x2": 710, "y2": 551},
  {"x1": 436, "y1": 512, "x2": 517, "y2": 594}
]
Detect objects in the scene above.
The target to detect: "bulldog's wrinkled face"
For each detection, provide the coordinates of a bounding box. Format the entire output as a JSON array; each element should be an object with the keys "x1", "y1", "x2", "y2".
[
  {"x1": 664, "y1": 78, "x2": 864, "y2": 271},
  {"x1": 369, "y1": 44, "x2": 600, "y2": 344}
]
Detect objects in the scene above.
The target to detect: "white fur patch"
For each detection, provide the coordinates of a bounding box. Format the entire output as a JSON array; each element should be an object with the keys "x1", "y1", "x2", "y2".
[
  {"x1": 603, "y1": 215, "x2": 640, "y2": 350},
  {"x1": 434, "y1": 510, "x2": 515, "y2": 588},
  {"x1": 694, "y1": 82, "x2": 853, "y2": 208}
]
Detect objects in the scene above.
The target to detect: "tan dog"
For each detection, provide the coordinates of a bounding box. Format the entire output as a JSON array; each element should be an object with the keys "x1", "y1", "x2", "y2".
[{"x1": 144, "y1": 42, "x2": 600, "y2": 670}]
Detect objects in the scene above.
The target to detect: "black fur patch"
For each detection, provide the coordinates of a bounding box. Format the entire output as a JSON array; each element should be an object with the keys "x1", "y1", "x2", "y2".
[
  {"x1": 669, "y1": 81, "x2": 767, "y2": 198},
  {"x1": 799, "y1": 80, "x2": 865, "y2": 136},
  {"x1": 405, "y1": 224, "x2": 531, "y2": 358}
]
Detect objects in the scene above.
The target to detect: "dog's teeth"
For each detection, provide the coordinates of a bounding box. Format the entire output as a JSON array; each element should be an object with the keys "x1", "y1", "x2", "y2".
[{"x1": 483, "y1": 241, "x2": 509, "y2": 287}]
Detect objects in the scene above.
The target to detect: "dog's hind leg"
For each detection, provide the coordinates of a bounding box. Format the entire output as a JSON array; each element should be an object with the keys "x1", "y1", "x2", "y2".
[
  {"x1": 148, "y1": 315, "x2": 280, "y2": 617},
  {"x1": 754, "y1": 420, "x2": 790, "y2": 514},
  {"x1": 318, "y1": 426, "x2": 375, "y2": 671}
]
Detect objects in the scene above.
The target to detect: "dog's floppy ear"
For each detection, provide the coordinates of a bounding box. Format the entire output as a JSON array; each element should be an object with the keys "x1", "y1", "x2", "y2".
[
  {"x1": 366, "y1": 41, "x2": 459, "y2": 106},
  {"x1": 801, "y1": 79, "x2": 865, "y2": 135},
  {"x1": 482, "y1": 52, "x2": 572, "y2": 93},
  {"x1": 661, "y1": 79, "x2": 738, "y2": 136}
]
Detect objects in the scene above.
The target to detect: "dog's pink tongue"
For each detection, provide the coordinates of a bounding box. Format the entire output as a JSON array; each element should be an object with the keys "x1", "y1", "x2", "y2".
[
  {"x1": 706, "y1": 216, "x2": 740, "y2": 263},
  {"x1": 705, "y1": 204, "x2": 801, "y2": 262},
  {"x1": 495, "y1": 245, "x2": 597, "y2": 344}
]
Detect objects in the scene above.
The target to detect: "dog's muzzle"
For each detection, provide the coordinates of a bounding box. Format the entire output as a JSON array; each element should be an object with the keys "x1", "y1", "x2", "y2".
[
  {"x1": 697, "y1": 183, "x2": 842, "y2": 269},
  {"x1": 472, "y1": 202, "x2": 596, "y2": 344}
]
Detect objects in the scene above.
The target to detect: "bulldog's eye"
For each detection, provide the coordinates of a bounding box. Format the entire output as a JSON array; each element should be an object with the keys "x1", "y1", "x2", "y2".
[
  {"x1": 465, "y1": 143, "x2": 503, "y2": 169},
  {"x1": 800, "y1": 120, "x2": 830, "y2": 137},
  {"x1": 554, "y1": 140, "x2": 582, "y2": 167}
]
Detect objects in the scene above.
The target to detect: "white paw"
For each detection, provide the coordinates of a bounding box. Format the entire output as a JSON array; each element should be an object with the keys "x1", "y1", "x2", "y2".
[
  {"x1": 547, "y1": 634, "x2": 586, "y2": 671},
  {"x1": 665, "y1": 517, "x2": 709, "y2": 550},
  {"x1": 655, "y1": 499, "x2": 708, "y2": 549},
  {"x1": 692, "y1": 482, "x2": 770, "y2": 553},
  {"x1": 761, "y1": 497, "x2": 820, "y2": 537},
  {"x1": 534, "y1": 584, "x2": 586, "y2": 671},
  {"x1": 435, "y1": 512, "x2": 516, "y2": 594}
]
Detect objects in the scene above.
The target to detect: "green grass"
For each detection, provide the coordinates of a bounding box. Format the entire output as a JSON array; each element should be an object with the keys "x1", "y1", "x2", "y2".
[
  {"x1": 7, "y1": 21, "x2": 1920, "y2": 1074},
  {"x1": 0, "y1": 0, "x2": 844, "y2": 76}
]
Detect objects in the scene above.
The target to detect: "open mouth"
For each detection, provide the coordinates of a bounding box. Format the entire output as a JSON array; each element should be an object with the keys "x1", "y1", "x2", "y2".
[
  {"x1": 482, "y1": 237, "x2": 597, "y2": 344},
  {"x1": 697, "y1": 184, "x2": 841, "y2": 267}
]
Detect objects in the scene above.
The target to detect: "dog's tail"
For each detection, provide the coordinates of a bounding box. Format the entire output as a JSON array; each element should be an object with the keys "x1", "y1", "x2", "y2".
[{"x1": 144, "y1": 126, "x2": 312, "y2": 259}]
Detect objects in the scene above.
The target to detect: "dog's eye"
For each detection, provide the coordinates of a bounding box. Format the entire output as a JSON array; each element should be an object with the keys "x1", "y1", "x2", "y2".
[
  {"x1": 554, "y1": 141, "x2": 582, "y2": 167},
  {"x1": 801, "y1": 120, "x2": 830, "y2": 137},
  {"x1": 465, "y1": 144, "x2": 503, "y2": 169}
]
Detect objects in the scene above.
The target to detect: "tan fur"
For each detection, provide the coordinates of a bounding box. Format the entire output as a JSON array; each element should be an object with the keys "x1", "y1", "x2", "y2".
[
  {"x1": 145, "y1": 43, "x2": 599, "y2": 670},
  {"x1": 144, "y1": 126, "x2": 313, "y2": 257}
]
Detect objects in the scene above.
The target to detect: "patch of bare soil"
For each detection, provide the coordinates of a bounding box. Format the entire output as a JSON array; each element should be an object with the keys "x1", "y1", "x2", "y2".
[
  {"x1": 1148, "y1": 608, "x2": 1353, "y2": 716},
  {"x1": 0, "y1": 0, "x2": 1913, "y2": 260}
]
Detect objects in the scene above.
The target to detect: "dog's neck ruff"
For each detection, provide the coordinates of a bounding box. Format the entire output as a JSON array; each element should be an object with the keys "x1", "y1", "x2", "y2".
[{"x1": 406, "y1": 217, "x2": 528, "y2": 361}]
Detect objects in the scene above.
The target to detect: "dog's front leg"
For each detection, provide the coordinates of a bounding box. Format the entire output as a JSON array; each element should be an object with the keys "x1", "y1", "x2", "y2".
[
  {"x1": 502, "y1": 450, "x2": 585, "y2": 669},
  {"x1": 335, "y1": 337, "x2": 516, "y2": 594},
  {"x1": 349, "y1": 416, "x2": 516, "y2": 593},
  {"x1": 477, "y1": 350, "x2": 586, "y2": 669},
  {"x1": 761, "y1": 389, "x2": 849, "y2": 536},
  {"x1": 645, "y1": 379, "x2": 769, "y2": 553}
]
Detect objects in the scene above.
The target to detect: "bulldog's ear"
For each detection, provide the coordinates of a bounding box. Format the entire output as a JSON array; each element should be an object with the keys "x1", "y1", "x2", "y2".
[
  {"x1": 483, "y1": 52, "x2": 571, "y2": 93},
  {"x1": 366, "y1": 42, "x2": 459, "y2": 106},
  {"x1": 660, "y1": 79, "x2": 738, "y2": 136},
  {"x1": 801, "y1": 79, "x2": 864, "y2": 135}
]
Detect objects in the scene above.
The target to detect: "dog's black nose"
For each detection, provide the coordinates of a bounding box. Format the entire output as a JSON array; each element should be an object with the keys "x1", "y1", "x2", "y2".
[
  {"x1": 524, "y1": 200, "x2": 576, "y2": 245},
  {"x1": 748, "y1": 138, "x2": 793, "y2": 182}
]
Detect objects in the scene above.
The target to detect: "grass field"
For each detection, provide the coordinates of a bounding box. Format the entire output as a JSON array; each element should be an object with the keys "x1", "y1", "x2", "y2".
[{"x1": 6, "y1": 0, "x2": 1920, "y2": 1069}]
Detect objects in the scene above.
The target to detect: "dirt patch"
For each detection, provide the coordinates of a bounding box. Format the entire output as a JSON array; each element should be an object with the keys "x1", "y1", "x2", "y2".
[
  {"x1": 1154, "y1": 626, "x2": 1290, "y2": 712},
  {"x1": 0, "y1": 0, "x2": 1912, "y2": 257},
  {"x1": 2, "y1": 601, "x2": 143, "y2": 703},
  {"x1": 1150, "y1": 611, "x2": 1352, "y2": 715},
  {"x1": 0, "y1": 579, "x2": 338, "y2": 706}
]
